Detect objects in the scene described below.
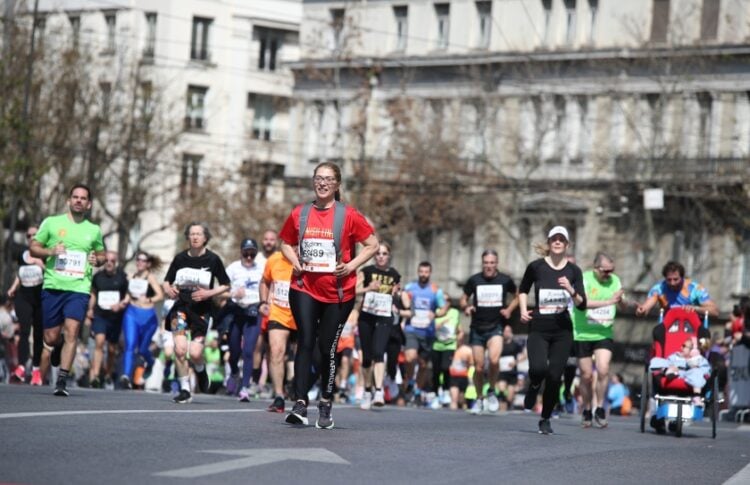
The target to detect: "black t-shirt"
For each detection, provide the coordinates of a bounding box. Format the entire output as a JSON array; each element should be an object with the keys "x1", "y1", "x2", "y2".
[
  {"x1": 16, "y1": 247, "x2": 43, "y2": 300},
  {"x1": 92, "y1": 269, "x2": 129, "y2": 319},
  {"x1": 359, "y1": 265, "x2": 401, "y2": 322},
  {"x1": 501, "y1": 338, "x2": 523, "y2": 358},
  {"x1": 519, "y1": 258, "x2": 586, "y2": 333},
  {"x1": 164, "y1": 249, "x2": 230, "y2": 316},
  {"x1": 463, "y1": 272, "x2": 517, "y2": 330}
]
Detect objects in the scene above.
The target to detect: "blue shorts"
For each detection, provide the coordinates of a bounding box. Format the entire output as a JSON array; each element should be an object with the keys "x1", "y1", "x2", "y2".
[
  {"x1": 91, "y1": 314, "x2": 123, "y2": 344},
  {"x1": 469, "y1": 325, "x2": 503, "y2": 347},
  {"x1": 42, "y1": 289, "x2": 89, "y2": 329}
]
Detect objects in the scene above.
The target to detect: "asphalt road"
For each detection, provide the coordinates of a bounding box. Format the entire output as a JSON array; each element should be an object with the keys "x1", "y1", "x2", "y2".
[{"x1": 1, "y1": 384, "x2": 749, "y2": 485}]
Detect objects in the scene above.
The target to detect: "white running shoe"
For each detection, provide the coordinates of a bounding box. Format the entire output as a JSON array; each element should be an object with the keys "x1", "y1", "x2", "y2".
[
  {"x1": 360, "y1": 391, "x2": 372, "y2": 410},
  {"x1": 486, "y1": 393, "x2": 500, "y2": 413},
  {"x1": 469, "y1": 399, "x2": 483, "y2": 415},
  {"x1": 372, "y1": 389, "x2": 385, "y2": 407}
]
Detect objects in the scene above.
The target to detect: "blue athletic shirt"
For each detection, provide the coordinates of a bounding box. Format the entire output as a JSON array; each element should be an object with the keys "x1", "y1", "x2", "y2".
[
  {"x1": 646, "y1": 278, "x2": 710, "y2": 309},
  {"x1": 404, "y1": 281, "x2": 445, "y2": 338}
]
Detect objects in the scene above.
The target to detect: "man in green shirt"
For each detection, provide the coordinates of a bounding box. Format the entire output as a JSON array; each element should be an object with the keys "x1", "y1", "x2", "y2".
[
  {"x1": 30, "y1": 184, "x2": 106, "y2": 396},
  {"x1": 572, "y1": 252, "x2": 625, "y2": 428}
]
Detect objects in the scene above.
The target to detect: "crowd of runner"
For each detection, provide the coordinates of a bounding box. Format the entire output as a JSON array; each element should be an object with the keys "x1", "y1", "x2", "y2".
[{"x1": 1, "y1": 169, "x2": 745, "y2": 434}]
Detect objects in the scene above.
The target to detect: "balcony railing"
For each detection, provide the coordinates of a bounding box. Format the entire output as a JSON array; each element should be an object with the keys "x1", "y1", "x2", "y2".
[{"x1": 614, "y1": 157, "x2": 748, "y2": 184}]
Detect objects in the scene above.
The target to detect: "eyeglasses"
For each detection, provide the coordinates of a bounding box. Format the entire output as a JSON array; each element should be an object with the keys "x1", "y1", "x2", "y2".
[
  {"x1": 312, "y1": 176, "x2": 337, "y2": 184},
  {"x1": 26, "y1": 233, "x2": 36, "y2": 238},
  {"x1": 598, "y1": 268, "x2": 614, "y2": 275},
  {"x1": 548, "y1": 235, "x2": 567, "y2": 243}
]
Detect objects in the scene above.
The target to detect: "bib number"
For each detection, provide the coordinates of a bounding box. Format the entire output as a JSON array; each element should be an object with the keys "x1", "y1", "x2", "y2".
[
  {"x1": 129, "y1": 279, "x2": 149, "y2": 298},
  {"x1": 54, "y1": 250, "x2": 87, "y2": 278},
  {"x1": 98, "y1": 291, "x2": 120, "y2": 310},
  {"x1": 436, "y1": 322, "x2": 456, "y2": 342},
  {"x1": 411, "y1": 309, "x2": 431, "y2": 329},
  {"x1": 362, "y1": 292, "x2": 393, "y2": 317},
  {"x1": 19, "y1": 265, "x2": 43, "y2": 287},
  {"x1": 477, "y1": 284, "x2": 504, "y2": 308},
  {"x1": 586, "y1": 305, "x2": 615, "y2": 326},
  {"x1": 301, "y1": 238, "x2": 337, "y2": 273},
  {"x1": 500, "y1": 355, "x2": 516, "y2": 372},
  {"x1": 174, "y1": 268, "x2": 211, "y2": 289},
  {"x1": 273, "y1": 281, "x2": 290, "y2": 308},
  {"x1": 538, "y1": 289, "x2": 569, "y2": 315}
]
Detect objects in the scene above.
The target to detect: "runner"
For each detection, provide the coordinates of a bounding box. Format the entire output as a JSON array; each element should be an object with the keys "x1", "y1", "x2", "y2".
[
  {"x1": 460, "y1": 249, "x2": 518, "y2": 414},
  {"x1": 120, "y1": 251, "x2": 164, "y2": 389},
  {"x1": 448, "y1": 337, "x2": 473, "y2": 411},
  {"x1": 431, "y1": 299, "x2": 461, "y2": 409},
  {"x1": 163, "y1": 222, "x2": 230, "y2": 404},
  {"x1": 572, "y1": 251, "x2": 625, "y2": 428},
  {"x1": 402, "y1": 261, "x2": 449, "y2": 404},
  {"x1": 87, "y1": 251, "x2": 129, "y2": 388},
  {"x1": 259, "y1": 249, "x2": 297, "y2": 413},
  {"x1": 336, "y1": 309, "x2": 358, "y2": 405},
  {"x1": 518, "y1": 226, "x2": 586, "y2": 434},
  {"x1": 357, "y1": 241, "x2": 405, "y2": 409},
  {"x1": 250, "y1": 229, "x2": 278, "y2": 396},
  {"x1": 280, "y1": 161, "x2": 378, "y2": 429},
  {"x1": 224, "y1": 238, "x2": 264, "y2": 402},
  {"x1": 6, "y1": 225, "x2": 44, "y2": 384},
  {"x1": 497, "y1": 325, "x2": 526, "y2": 411},
  {"x1": 30, "y1": 184, "x2": 106, "y2": 396},
  {"x1": 636, "y1": 260, "x2": 719, "y2": 317}
]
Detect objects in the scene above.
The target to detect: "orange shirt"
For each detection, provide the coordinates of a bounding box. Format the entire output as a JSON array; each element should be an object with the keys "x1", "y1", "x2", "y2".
[{"x1": 262, "y1": 252, "x2": 296, "y2": 330}]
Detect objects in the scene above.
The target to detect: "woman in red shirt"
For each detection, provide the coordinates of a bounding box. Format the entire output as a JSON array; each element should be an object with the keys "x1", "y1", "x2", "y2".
[{"x1": 280, "y1": 162, "x2": 378, "y2": 429}]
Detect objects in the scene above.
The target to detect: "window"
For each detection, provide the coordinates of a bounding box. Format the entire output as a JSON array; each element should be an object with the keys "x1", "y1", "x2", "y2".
[
  {"x1": 180, "y1": 154, "x2": 202, "y2": 198},
  {"x1": 542, "y1": 0, "x2": 552, "y2": 46},
  {"x1": 435, "y1": 3, "x2": 450, "y2": 50},
  {"x1": 393, "y1": 6, "x2": 408, "y2": 51},
  {"x1": 331, "y1": 9, "x2": 344, "y2": 51},
  {"x1": 564, "y1": 0, "x2": 576, "y2": 45},
  {"x1": 476, "y1": 2, "x2": 492, "y2": 49},
  {"x1": 68, "y1": 15, "x2": 80, "y2": 47},
  {"x1": 191, "y1": 17, "x2": 212, "y2": 61},
  {"x1": 587, "y1": 0, "x2": 598, "y2": 43},
  {"x1": 248, "y1": 93, "x2": 275, "y2": 141},
  {"x1": 650, "y1": 0, "x2": 670, "y2": 43},
  {"x1": 104, "y1": 12, "x2": 116, "y2": 52},
  {"x1": 256, "y1": 27, "x2": 281, "y2": 71},
  {"x1": 140, "y1": 81, "x2": 153, "y2": 119},
  {"x1": 697, "y1": 92, "x2": 712, "y2": 157},
  {"x1": 700, "y1": 0, "x2": 719, "y2": 41},
  {"x1": 185, "y1": 85, "x2": 208, "y2": 131},
  {"x1": 144, "y1": 13, "x2": 157, "y2": 58}
]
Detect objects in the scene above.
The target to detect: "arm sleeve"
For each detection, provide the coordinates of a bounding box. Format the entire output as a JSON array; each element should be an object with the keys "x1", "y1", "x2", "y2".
[
  {"x1": 463, "y1": 277, "x2": 475, "y2": 298},
  {"x1": 573, "y1": 265, "x2": 587, "y2": 311},
  {"x1": 214, "y1": 257, "x2": 230, "y2": 286},
  {"x1": 278, "y1": 207, "x2": 299, "y2": 246},
  {"x1": 349, "y1": 208, "x2": 375, "y2": 243},
  {"x1": 518, "y1": 262, "x2": 535, "y2": 294},
  {"x1": 164, "y1": 258, "x2": 178, "y2": 284}
]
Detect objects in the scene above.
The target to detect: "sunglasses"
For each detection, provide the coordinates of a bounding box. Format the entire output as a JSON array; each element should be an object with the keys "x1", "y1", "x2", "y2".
[
  {"x1": 26, "y1": 233, "x2": 36, "y2": 238},
  {"x1": 598, "y1": 268, "x2": 614, "y2": 275},
  {"x1": 548, "y1": 235, "x2": 567, "y2": 243},
  {"x1": 242, "y1": 250, "x2": 257, "y2": 257}
]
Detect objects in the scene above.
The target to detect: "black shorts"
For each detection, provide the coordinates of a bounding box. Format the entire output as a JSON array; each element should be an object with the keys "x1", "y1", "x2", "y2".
[
  {"x1": 498, "y1": 371, "x2": 518, "y2": 385},
  {"x1": 450, "y1": 375, "x2": 469, "y2": 392},
  {"x1": 338, "y1": 347, "x2": 353, "y2": 359},
  {"x1": 268, "y1": 320, "x2": 298, "y2": 341},
  {"x1": 574, "y1": 338, "x2": 614, "y2": 358},
  {"x1": 405, "y1": 332, "x2": 434, "y2": 360},
  {"x1": 168, "y1": 307, "x2": 209, "y2": 339}
]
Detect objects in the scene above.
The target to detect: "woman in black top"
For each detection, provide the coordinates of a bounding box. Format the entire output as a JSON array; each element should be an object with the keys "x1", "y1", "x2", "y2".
[{"x1": 518, "y1": 226, "x2": 586, "y2": 435}]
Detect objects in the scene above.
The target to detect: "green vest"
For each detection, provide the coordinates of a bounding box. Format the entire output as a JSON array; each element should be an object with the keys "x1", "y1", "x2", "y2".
[{"x1": 572, "y1": 270, "x2": 621, "y2": 341}]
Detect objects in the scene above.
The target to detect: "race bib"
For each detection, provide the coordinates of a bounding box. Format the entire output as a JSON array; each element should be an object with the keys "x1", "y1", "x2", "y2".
[
  {"x1": 500, "y1": 355, "x2": 516, "y2": 372},
  {"x1": 128, "y1": 279, "x2": 149, "y2": 298},
  {"x1": 340, "y1": 321, "x2": 354, "y2": 338},
  {"x1": 301, "y1": 238, "x2": 336, "y2": 273},
  {"x1": 273, "y1": 281, "x2": 290, "y2": 308},
  {"x1": 174, "y1": 267, "x2": 211, "y2": 289},
  {"x1": 586, "y1": 305, "x2": 616, "y2": 326},
  {"x1": 362, "y1": 292, "x2": 393, "y2": 317},
  {"x1": 232, "y1": 278, "x2": 260, "y2": 307},
  {"x1": 410, "y1": 309, "x2": 431, "y2": 329},
  {"x1": 477, "y1": 284, "x2": 504, "y2": 307},
  {"x1": 436, "y1": 322, "x2": 456, "y2": 342},
  {"x1": 538, "y1": 289, "x2": 569, "y2": 315},
  {"x1": 54, "y1": 250, "x2": 87, "y2": 278},
  {"x1": 98, "y1": 290, "x2": 120, "y2": 310},
  {"x1": 18, "y1": 265, "x2": 43, "y2": 287}
]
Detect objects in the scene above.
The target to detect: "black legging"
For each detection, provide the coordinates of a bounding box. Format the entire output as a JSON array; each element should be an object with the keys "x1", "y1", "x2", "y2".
[
  {"x1": 14, "y1": 292, "x2": 43, "y2": 368},
  {"x1": 289, "y1": 289, "x2": 355, "y2": 402},
  {"x1": 358, "y1": 316, "x2": 391, "y2": 368},
  {"x1": 386, "y1": 324, "x2": 404, "y2": 380},
  {"x1": 526, "y1": 328, "x2": 573, "y2": 419}
]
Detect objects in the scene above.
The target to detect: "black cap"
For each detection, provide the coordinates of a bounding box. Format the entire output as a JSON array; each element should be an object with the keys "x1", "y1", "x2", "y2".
[{"x1": 241, "y1": 238, "x2": 258, "y2": 251}]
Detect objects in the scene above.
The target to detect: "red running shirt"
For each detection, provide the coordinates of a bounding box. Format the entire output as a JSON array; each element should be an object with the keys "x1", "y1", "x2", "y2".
[{"x1": 279, "y1": 203, "x2": 374, "y2": 303}]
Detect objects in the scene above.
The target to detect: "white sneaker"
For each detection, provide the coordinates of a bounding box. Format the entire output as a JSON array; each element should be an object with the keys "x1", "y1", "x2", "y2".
[
  {"x1": 469, "y1": 399, "x2": 483, "y2": 415},
  {"x1": 372, "y1": 389, "x2": 385, "y2": 407},
  {"x1": 360, "y1": 391, "x2": 372, "y2": 410},
  {"x1": 486, "y1": 394, "x2": 500, "y2": 413}
]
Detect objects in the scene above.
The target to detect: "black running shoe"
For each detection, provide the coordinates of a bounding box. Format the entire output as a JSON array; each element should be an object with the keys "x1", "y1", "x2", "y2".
[
  {"x1": 53, "y1": 379, "x2": 69, "y2": 397},
  {"x1": 594, "y1": 407, "x2": 608, "y2": 428},
  {"x1": 50, "y1": 343, "x2": 63, "y2": 368},
  {"x1": 316, "y1": 400, "x2": 334, "y2": 430},
  {"x1": 524, "y1": 383, "x2": 540, "y2": 411},
  {"x1": 267, "y1": 396, "x2": 285, "y2": 413},
  {"x1": 120, "y1": 375, "x2": 132, "y2": 390},
  {"x1": 196, "y1": 368, "x2": 209, "y2": 393},
  {"x1": 285, "y1": 400, "x2": 309, "y2": 425},
  {"x1": 538, "y1": 418, "x2": 554, "y2": 435},
  {"x1": 581, "y1": 409, "x2": 593, "y2": 428},
  {"x1": 173, "y1": 389, "x2": 192, "y2": 404}
]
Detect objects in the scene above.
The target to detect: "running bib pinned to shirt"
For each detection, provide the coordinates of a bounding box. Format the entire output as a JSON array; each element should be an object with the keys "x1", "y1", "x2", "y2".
[
  {"x1": 97, "y1": 291, "x2": 120, "y2": 310},
  {"x1": 538, "y1": 289, "x2": 569, "y2": 315},
  {"x1": 54, "y1": 250, "x2": 87, "y2": 278},
  {"x1": 300, "y1": 238, "x2": 337, "y2": 273},
  {"x1": 362, "y1": 292, "x2": 393, "y2": 317},
  {"x1": 411, "y1": 309, "x2": 432, "y2": 329},
  {"x1": 273, "y1": 281, "x2": 290, "y2": 308},
  {"x1": 174, "y1": 268, "x2": 211, "y2": 289},
  {"x1": 500, "y1": 355, "x2": 516, "y2": 372},
  {"x1": 128, "y1": 279, "x2": 149, "y2": 298},
  {"x1": 477, "y1": 284, "x2": 504, "y2": 307},
  {"x1": 436, "y1": 322, "x2": 456, "y2": 342},
  {"x1": 19, "y1": 265, "x2": 43, "y2": 287},
  {"x1": 586, "y1": 305, "x2": 616, "y2": 326}
]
